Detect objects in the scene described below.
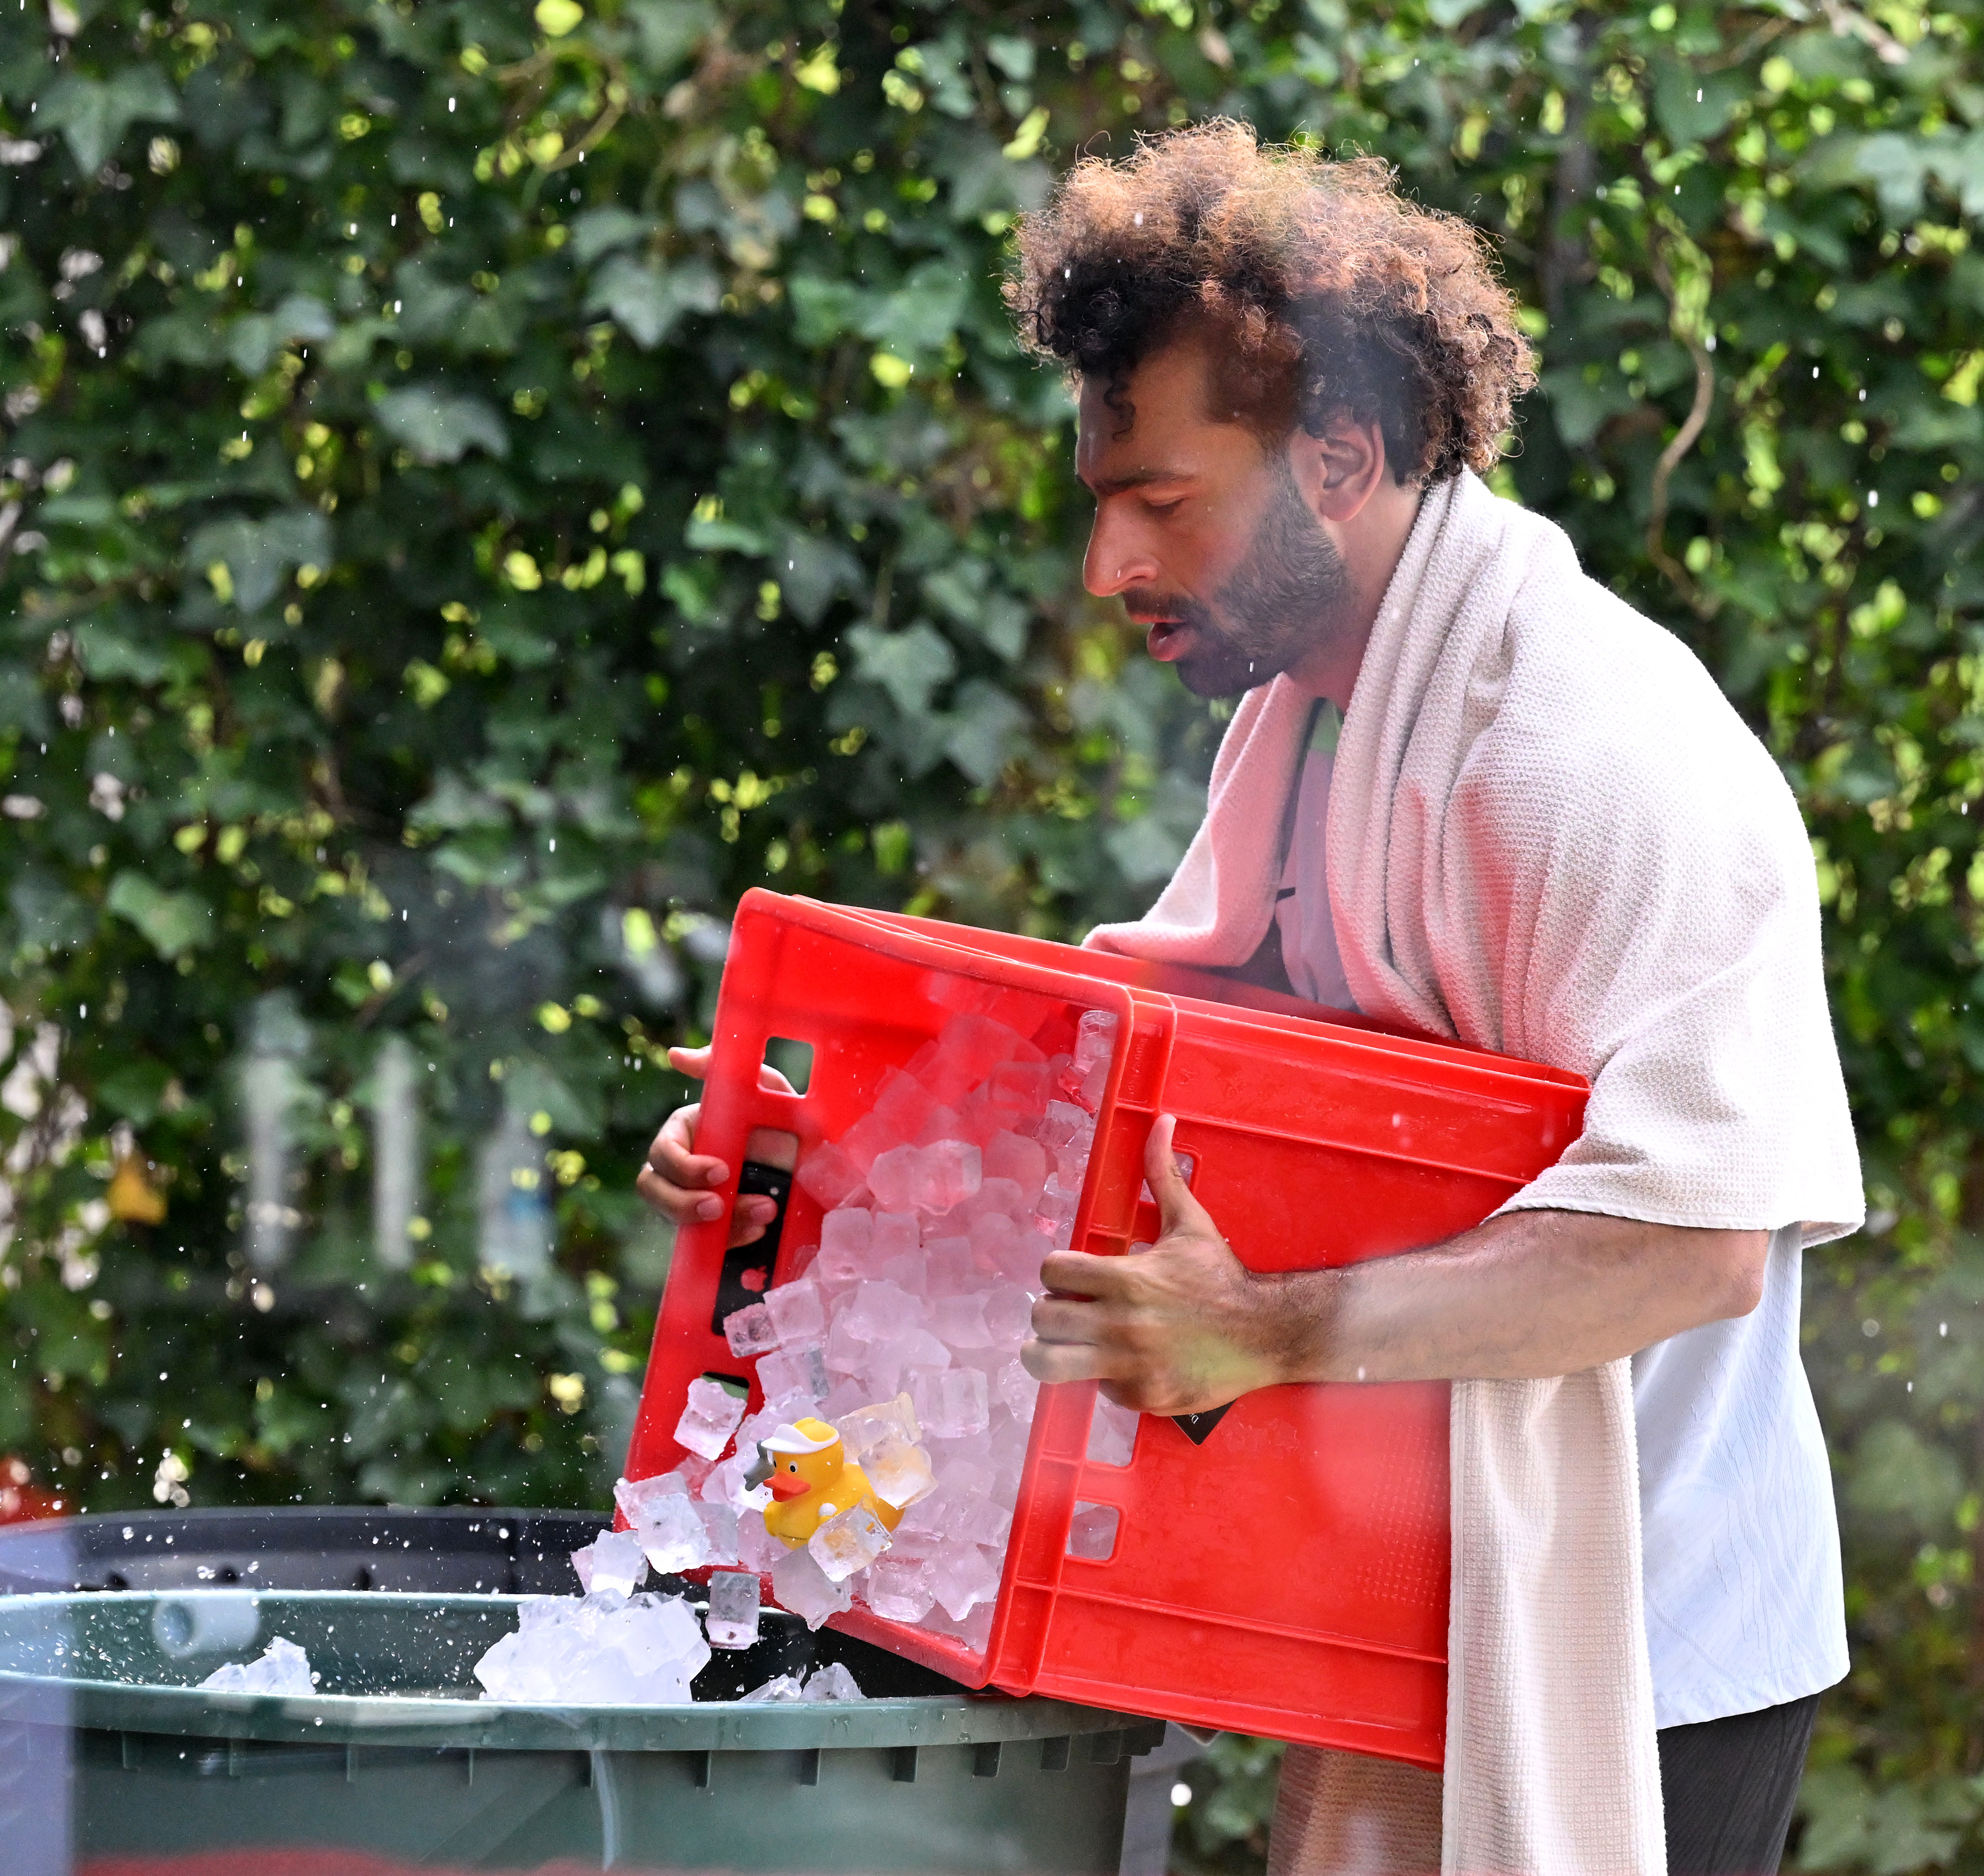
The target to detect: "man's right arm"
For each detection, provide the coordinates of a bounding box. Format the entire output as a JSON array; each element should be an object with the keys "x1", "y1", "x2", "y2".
[{"x1": 1022, "y1": 1116, "x2": 1769, "y2": 1415}]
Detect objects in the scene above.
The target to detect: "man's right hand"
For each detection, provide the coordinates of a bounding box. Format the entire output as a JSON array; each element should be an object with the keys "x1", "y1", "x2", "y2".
[{"x1": 635, "y1": 1045, "x2": 790, "y2": 1249}]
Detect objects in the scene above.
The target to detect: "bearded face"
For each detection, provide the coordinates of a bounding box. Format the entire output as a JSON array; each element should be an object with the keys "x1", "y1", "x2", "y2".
[{"x1": 1120, "y1": 454, "x2": 1355, "y2": 700}]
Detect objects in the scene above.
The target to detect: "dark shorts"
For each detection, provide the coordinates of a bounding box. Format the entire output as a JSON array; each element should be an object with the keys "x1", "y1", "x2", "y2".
[{"x1": 1659, "y1": 1692, "x2": 1823, "y2": 1876}]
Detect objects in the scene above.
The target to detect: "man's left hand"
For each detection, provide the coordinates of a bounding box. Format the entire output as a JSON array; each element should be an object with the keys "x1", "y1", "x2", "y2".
[{"x1": 1021, "y1": 1114, "x2": 1298, "y2": 1415}]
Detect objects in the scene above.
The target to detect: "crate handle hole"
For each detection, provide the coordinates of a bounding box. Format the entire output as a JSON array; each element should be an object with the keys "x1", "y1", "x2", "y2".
[
  {"x1": 762, "y1": 1037, "x2": 814, "y2": 1095},
  {"x1": 1137, "y1": 1151, "x2": 1194, "y2": 1205},
  {"x1": 1086, "y1": 1395, "x2": 1139, "y2": 1469},
  {"x1": 1067, "y1": 1502, "x2": 1120, "y2": 1561}
]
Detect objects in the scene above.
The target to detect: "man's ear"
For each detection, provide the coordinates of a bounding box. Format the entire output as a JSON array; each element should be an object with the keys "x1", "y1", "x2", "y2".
[{"x1": 1288, "y1": 414, "x2": 1389, "y2": 524}]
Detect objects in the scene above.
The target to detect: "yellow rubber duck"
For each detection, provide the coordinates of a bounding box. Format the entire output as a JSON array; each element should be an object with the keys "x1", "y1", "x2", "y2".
[{"x1": 756, "y1": 1417, "x2": 906, "y2": 1550}]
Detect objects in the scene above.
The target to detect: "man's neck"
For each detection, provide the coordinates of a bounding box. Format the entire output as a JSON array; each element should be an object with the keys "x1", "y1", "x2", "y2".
[{"x1": 1286, "y1": 481, "x2": 1424, "y2": 712}]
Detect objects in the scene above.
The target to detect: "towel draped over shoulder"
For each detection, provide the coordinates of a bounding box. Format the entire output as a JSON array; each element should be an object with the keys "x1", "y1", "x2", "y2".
[{"x1": 1085, "y1": 469, "x2": 1862, "y2": 1875}]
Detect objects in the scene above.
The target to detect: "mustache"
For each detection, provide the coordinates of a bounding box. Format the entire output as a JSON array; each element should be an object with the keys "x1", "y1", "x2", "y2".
[{"x1": 1120, "y1": 587, "x2": 1214, "y2": 628}]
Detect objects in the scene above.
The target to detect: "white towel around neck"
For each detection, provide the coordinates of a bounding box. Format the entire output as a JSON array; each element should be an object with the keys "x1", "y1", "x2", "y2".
[{"x1": 1086, "y1": 469, "x2": 1862, "y2": 1875}]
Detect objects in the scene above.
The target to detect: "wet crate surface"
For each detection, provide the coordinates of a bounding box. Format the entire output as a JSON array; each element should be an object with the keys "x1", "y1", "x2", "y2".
[{"x1": 629, "y1": 892, "x2": 1588, "y2": 1767}]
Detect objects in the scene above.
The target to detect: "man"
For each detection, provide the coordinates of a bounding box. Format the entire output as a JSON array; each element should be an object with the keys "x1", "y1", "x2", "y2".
[{"x1": 643, "y1": 123, "x2": 1862, "y2": 1874}]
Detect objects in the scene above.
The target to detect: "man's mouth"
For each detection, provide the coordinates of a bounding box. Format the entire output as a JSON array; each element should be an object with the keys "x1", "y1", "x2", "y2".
[{"x1": 1143, "y1": 619, "x2": 1192, "y2": 661}]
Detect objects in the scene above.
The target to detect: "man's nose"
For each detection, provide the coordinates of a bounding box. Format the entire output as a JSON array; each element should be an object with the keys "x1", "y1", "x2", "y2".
[{"x1": 1084, "y1": 505, "x2": 1157, "y2": 598}]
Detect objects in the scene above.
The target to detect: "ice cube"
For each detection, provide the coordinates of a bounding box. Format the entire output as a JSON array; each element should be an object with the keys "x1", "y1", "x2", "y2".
[
  {"x1": 770, "y1": 1544, "x2": 854, "y2": 1630},
  {"x1": 1087, "y1": 1394, "x2": 1138, "y2": 1468},
  {"x1": 818, "y1": 1377, "x2": 871, "y2": 1420},
  {"x1": 1034, "y1": 1179, "x2": 1080, "y2": 1236},
  {"x1": 740, "y1": 1671, "x2": 808, "y2": 1703},
  {"x1": 613, "y1": 1593, "x2": 710, "y2": 1683},
  {"x1": 1053, "y1": 1143, "x2": 1092, "y2": 1188},
  {"x1": 872, "y1": 1211, "x2": 921, "y2": 1261},
  {"x1": 995, "y1": 1357, "x2": 1040, "y2": 1418},
  {"x1": 913, "y1": 1103, "x2": 966, "y2": 1148},
  {"x1": 631, "y1": 1492, "x2": 712, "y2": 1574},
  {"x1": 200, "y1": 1634, "x2": 316, "y2": 1697},
  {"x1": 927, "y1": 1433, "x2": 994, "y2": 1478},
  {"x1": 970, "y1": 1213, "x2": 1036, "y2": 1285},
  {"x1": 1034, "y1": 1101, "x2": 1082, "y2": 1149},
  {"x1": 737, "y1": 1509, "x2": 785, "y2": 1573},
  {"x1": 705, "y1": 1570, "x2": 762, "y2": 1649},
  {"x1": 911, "y1": 1365, "x2": 990, "y2": 1440},
  {"x1": 795, "y1": 1143, "x2": 865, "y2": 1210},
  {"x1": 879, "y1": 1251, "x2": 929, "y2": 1296},
  {"x1": 695, "y1": 1502, "x2": 740, "y2": 1566},
  {"x1": 863, "y1": 1554, "x2": 936, "y2": 1622},
  {"x1": 1067, "y1": 1503, "x2": 1121, "y2": 1561},
  {"x1": 1073, "y1": 1009, "x2": 1119, "y2": 1072},
  {"x1": 961, "y1": 1177, "x2": 1028, "y2": 1228},
  {"x1": 983, "y1": 1131, "x2": 1048, "y2": 1202},
  {"x1": 931, "y1": 1294, "x2": 992, "y2": 1347},
  {"x1": 857, "y1": 1350, "x2": 907, "y2": 1402},
  {"x1": 1073, "y1": 1056, "x2": 1109, "y2": 1112},
  {"x1": 903, "y1": 1042, "x2": 967, "y2": 1108},
  {"x1": 864, "y1": 1435, "x2": 937, "y2": 1509},
  {"x1": 921, "y1": 1238, "x2": 975, "y2": 1294},
  {"x1": 816, "y1": 1207, "x2": 874, "y2": 1284},
  {"x1": 699, "y1": 1449, "x2": 764, "y2": 1511},
  {"x1": 757, "y1": 1343, "x2": 830, "y2": 1404},
  {"x1": 674, "y1": 1377, "x2": 748, "y2": 1461},
  {"x1": 809, "y1": 1504, "x2": 893, "y2": 1582},
  {"x1": 930, "y1": 1544, "x2": 1003, "y2": 1620},
  {"x1": 471, "y1": 1629, "x2": 530, "y2": 1700},
  {"x1": 985, "y1": 1059, "x2": 1055, "y2": 1125},
  {"x1": 922, "y1": 1140, "x2": 982, "y2": 1212},
  {"x1": 722, "y1": 1302, "x2": 780, "y2": 1358},
  {"x1": 840, "y1": 1108, "x2": 907, "y2": 1175},
  {"x1": 897, "y1": 1484, "x2": 958, "y2": 1538},
  {"x1": 846, "y1": 1279, "x2": 922, "y2": 1342},
  {"x1": 936, "y1": 1012, "x2": 1031, "y2": 1089},
  {"x1": 867, "y1": 1143, "x2": 927, "y2": 1214},
  {"x1": 949, "y1": 1088, "x2": 1004, "y2": 1147},
  {"x1": 801, "y1": 1661, "x2": 868, "y2": 1703},
  {"x1": 897, "y1": 1328, "x2": 953, "y2": 1371},
  {"x1": 824, "y1": 1310, "x2": 871, "y2": 1375},
  {"x1": 872, "y1": 1066, "x2": 943, "y2": 1143},
  {"x1": 571, "y1": 1528, "x2": 648, "y2": 1598},
  {"x1": 982, "y1": 1285, "x2": 1034, "y2": 1347},
  {"x1": 765, "y1": 1280, "x2": 827, "y2": 1347},
  {"x1": 835, "y1": 1391, "x2": 920, "y2": 1458},
  {"x1": 959, "y1": 1496, "x2": 1013, "y2": 1549},
  {"x1": 615, "y1": 1471, "x2": 688, "y2": 1527}
]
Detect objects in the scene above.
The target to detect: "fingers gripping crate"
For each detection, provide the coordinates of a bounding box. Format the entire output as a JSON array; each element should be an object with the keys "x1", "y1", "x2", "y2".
[{"x1": 627, "y1": 889, "x2": 1587, "y2": 1766}]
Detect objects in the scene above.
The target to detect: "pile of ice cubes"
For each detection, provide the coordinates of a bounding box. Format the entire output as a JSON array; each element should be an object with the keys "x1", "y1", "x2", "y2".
[
  {"x1": 663, "y1": 997, "x2": 1119, "y2": 1658},
  {"x1": 199, "y1": 1635, "x2": 317, "y2": 1696},
  {"x1": 474, "y1": 1587, "x2": 714, "y2": 1704}
]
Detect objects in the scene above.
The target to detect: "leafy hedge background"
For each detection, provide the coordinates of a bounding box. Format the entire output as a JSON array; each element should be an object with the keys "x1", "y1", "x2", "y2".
[{"x1": 4, "y1": 0, "x2": 1984, "y2": 1867}]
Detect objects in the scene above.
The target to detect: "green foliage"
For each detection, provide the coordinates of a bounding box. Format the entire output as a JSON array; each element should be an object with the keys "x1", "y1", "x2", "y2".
[{"x1": 6, "y1": 0, "x2": 1984, "y2": 1866}]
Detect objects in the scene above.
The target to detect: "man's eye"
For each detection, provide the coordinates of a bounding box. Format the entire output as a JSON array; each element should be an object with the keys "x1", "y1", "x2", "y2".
[{"x1": 1144, "y1": 497, "x2": 1184, "y2": 517}]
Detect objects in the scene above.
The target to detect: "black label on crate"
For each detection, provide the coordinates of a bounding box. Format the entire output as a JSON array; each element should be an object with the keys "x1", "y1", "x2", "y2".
[
  {"x1": 1171, "y1": 1405, "x2": 1232, "y2": 1445},
  {"x1": 708, "y1": 1160, "x2": 792, "y2": 1335}
]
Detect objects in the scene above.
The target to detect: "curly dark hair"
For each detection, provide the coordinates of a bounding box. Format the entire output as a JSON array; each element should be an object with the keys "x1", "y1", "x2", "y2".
[{"x1": 1006, "y1": 120, "x2": 1536, "y2": 485}]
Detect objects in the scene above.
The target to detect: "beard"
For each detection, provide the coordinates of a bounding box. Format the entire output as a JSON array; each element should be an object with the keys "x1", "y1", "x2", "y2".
[{"x1": 1129, "y1": 459, "x2": 1355, "y2": 700}]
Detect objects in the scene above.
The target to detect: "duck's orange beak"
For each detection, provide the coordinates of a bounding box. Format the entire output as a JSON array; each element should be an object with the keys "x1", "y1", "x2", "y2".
[{"x1": 768, "y1": 1473, "x2": 809, "y2": 1501}]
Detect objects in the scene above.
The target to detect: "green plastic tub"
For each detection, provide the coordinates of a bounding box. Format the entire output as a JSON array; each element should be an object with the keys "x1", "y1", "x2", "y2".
[{"x1": 0, "y1": 1577, "x2": 1161, "y2": 1874}]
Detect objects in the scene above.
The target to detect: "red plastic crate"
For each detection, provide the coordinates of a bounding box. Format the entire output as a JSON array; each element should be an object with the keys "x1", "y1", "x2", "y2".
[{"x1": 627, "y1": 889, "x2": 1587, "y2": 1766}]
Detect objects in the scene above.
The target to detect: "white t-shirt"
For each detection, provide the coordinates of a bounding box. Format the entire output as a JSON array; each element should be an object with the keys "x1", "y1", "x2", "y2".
[{"x1": 1275, "y1": 715, "x2": 1848, "y2": 1729}]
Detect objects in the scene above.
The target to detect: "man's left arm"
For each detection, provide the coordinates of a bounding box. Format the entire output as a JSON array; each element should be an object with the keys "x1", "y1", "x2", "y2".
[{"x1": 1023, "y1": 1116, "x2": 1769, "y2": 1415}]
